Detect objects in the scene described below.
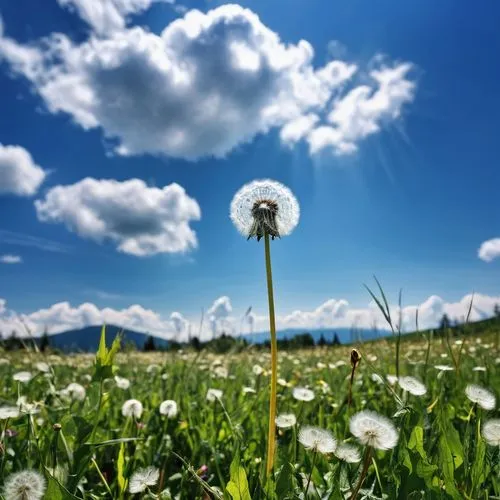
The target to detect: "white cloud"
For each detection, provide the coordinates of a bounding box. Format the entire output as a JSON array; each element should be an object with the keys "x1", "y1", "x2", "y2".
[
  {"x1": 207, "y1": 295, "x2": 233, "y2": 335},
  {"x1": 0, "y1": 144, "x2": 46, "y2": 196},
  {"x1": 0, "y1": 5, "x2": 415, "y2": 159},
  {"x1": 478, "y1": 238, "x2": 500, "y2": 262},
  {"x1": 34, "y1": 178, "x2": 200, "y2": 256},
  {"x1": 0, "y1": 254, "x2": 22, "y2": 264},
  {"x1": 170, "y1": 311, "x2": 189, "y2": 336},
  {"x1": 57, "y1": 0, "x2": 175, "y2": 36}
]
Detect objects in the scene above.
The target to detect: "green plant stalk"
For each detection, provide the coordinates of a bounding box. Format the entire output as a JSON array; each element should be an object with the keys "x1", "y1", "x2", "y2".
[
  {"x1": 349, "y1": 446, "x2": 372, "y2": 500},
  {"x1": 264, "y1": 231, "x2": 278, "y2": 477},
  {"x1": 304, "y1": 449, "x2": 318, "y2": 496}
]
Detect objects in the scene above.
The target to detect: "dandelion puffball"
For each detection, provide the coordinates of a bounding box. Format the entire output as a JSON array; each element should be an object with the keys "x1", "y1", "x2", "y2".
[
  {"x1": 482, "y1": 419, "x2": 500, "y2": 446},
  {"x1": 3, "y1": 469, "x2": 46, "y2": 500},
  {"x1": 465, "y1": 384, "x2": 496, "y2": 410},
  {"x1": 129, "y1": 466, "x2": 160, "y2": 494},
  {"x1": 398, "y1": 376, "x2": 427, "y2": 396},
  {"x1": 292, "y1": 387, "x2": 315, "y2": 402},
  {"x1": 230, "y1": 179, "x2": 299, "y2": 240},
  {"x1": 206, "y1": 388, "x2": 223, "y2": 402},
  {"x1": 122, "y1": 399, "x2": 143, "y2": 418},
  {"x1": 0, "y1": 406, "x2": 20, "y2": 420},
  {"x1": 13, "y1": 371, "x2": 33, "y2": 383},
  {"x1": 61, "y1": 383, "x2": 86, "y2": 401},
  {"x1": 114, "y1": 376, "x2": 130, "y2": 390},
  {"x1": 275, "y1": 413, "x2": 297, "y2": 429},
  {"x1": 159, "y1": 400, "x2": 178, "y2": 418},
  {"x1": 298, "y1": 426, "x2": 337, "y2": 454},
  {"x1": 349, "y1": 410, "x2": 399, "y2": 450},
  {"x1": 334, "y1": 443, "x2": 362, "y2": 463}
]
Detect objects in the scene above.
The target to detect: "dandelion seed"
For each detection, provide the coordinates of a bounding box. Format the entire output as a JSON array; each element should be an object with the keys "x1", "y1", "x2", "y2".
[
  {"x1": 334, "y1": 443, "x2": 362, "y2": 463},
  {"x1": 398, "y1": 376, "x2": 427, "y2": 396},
  {"x1": 465, "y1": 384, "x2": 496, "y2": 410},
  {"x1": 482, "y1": 419, "x2": 500, "y2": 446},
  {"x1": 129, "y1": 466, "x2": 159, "y2": 494},
  {"x1": 275, "y1": 413, "x2": 297, "y2": 429},
  {"x1": 206, "y1": 389, "x2": 223, "y2": 402},
  {"x1": 159, "y1": 400, "x2": 178, "y2": 418},
  {"x1": 349, "y1": 410, "x2": 399, "y2": 450},
  {"x1": 122, "y1": 399, "x2": 143, "y2": 418},
  {"x1": 3, "y1": 469, "x2": 46, "y2": 500},
  {"x1": 0, "y1": 406, "x2": 20, "y2": 420},
  {"x1": 298, "y1": 426, "x2": 336, "y2": 454},
  {"x1": 292, "y1": 387, "x2": 315, "y2": 402},
  {"x1": 114, "y1": 376, "x2": 130, "y2": 389},
  {"x1": 13, "y1": 371, "x2": 32, "y2": 383}
]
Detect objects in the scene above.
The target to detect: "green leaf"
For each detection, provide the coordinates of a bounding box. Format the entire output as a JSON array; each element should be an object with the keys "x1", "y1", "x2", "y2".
[
  {"x1": 226, "y1": 452, "x2": 251, "y2": 500},
  {"x1": 117, "y1": 442, "x2": 127, "y2": 494},
  {"x1": 45, "y1": 473, "x2": 83, "y2": 500},
  {"x1": 437, "y1": 435, "x2": 462, "y2": 500},
  {"x1": 275, "y1": 462, "x2": 294, "y2": 498},
  {"x1": 92, "y1": 325, "x2": 121, "y2": 382},
  {"x1": 408, "y1": 426, "x2": 427, "y2": 460}
]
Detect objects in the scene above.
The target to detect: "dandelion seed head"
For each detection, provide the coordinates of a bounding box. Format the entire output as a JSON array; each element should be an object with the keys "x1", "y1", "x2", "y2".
[
  {"x1": 159, "y1": 400, "x2": 178, "y2": 418},
  {"x1": 292, "y1": 387, "x2": 315, "y2": 402},
  {"x1": 252, "y1": 364, "x2": 264, "y2": 376},
  {"x1": 349, "y1": 410, "x2": 399, "y2": 450},
  {"x1": 242, "y1": 386, "x2": 256, "y2": 394},
  {"x1": 465, "y1": 384, "x2": 496, "y2": 410},
  {"x1": 3, "y1": 469, "x2": 46, "y2": 500},
  {"x1": 434, "y1": 365, "x2": 454, "y2": 372},
  {"x1": 0, "y1": 406, "x2": 20, "y2": 420},
  {"x1": 386, "y1": 375, "x2": 398, "y2": 386},
  {"x1": 230, "y1": 179, "x2": 299, "y2": 240},
  {"x1": 122, "y1": 399, "x2": 143, "y2": 418},
  {"x1": 398, "y1": 376, "x2": 427, "y2": 396},
  {"x1": 61, "y1": 383, "x2": 86, "y2": 402},
  {"x1": 129, "y1": 466, "x2": 159, "y2": 494},
  {"x1": 482, "y1": 419, "x2": 500, "y2": 446},
  {"x1": 334, "y1": 443, "x2": 362, "y2": 463},
  {"x1": 35, "y1": 362, "x2": 50, "y2": 373},
  {"x1": 114, "y1": 376, "x2": 130, "y2": 390},
  {"x1": 206, "y1": 388, "x2": 223, "y2": 402},
  {"x1": 13, "y1": 371, "x2": 32, "y2": 383},
  {"x1": 275, "y1": 413, "x2": 297, "y2": 429},
  {"x1": 298, "y1": 426, "x2": 336, "y2": 454}
]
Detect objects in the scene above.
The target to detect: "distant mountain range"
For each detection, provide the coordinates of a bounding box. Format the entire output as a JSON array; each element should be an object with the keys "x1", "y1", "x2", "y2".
[{"x1": 36, "y1": 324, "x2": 387, "y2": 352}]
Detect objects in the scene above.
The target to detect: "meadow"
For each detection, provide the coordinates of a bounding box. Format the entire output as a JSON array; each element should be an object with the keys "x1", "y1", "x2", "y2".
[{"x1": 0, "y1": 326, "x2": 499, "y2": 500}]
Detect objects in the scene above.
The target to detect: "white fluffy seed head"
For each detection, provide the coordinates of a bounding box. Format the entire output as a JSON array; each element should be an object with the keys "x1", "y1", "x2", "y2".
[
  {"x1": 35, "y1": 362, "x2": 50, "y2": 373},
  {"x1": 482, "y1": 419, "x2": 500, "y2": 446},
  {"x1": 298, "y1": 426, "x2": 336, "y2": 454},
  {"x1": 230, "y1": 179, "x2": 300, "y2": 239},
  {"x1": 3, "y1": 469, "x2": 46, "y2": 500},
  {"x1": 159, "y1": 400, "x2": 178, "y2": 418},
  {"x1": 465, "y1": 384, "x2": 496, "y2": 410},
  {"x1": 349, "y1": 410, "x2": 399, "y2": 450},
  {"x1": 206, "y1": 388, "x2": 223, "y2": 402},
  {"x1": 334, "y1": 443, "x2": 362, "y2": 463},
  {"x1": 398, "y1": 376, "x2": 427, "y2": 396},
  {"x1": 275, "y1": 413, "x2": 297, "y2": 429},
  {"x1": 114, "y1": 376, "x2": 130, "y2": 390},
  {"x1": 292, "y1": 387, "x2": 315, "y2": 402},
  {"x1": 121, "y1": 399, "x2": 143, "y2": 418},
  {"x1": 61, "y1": 383, "x2": 86, "y2": 402},
  {"x1": 0, "y1": 406, "x2": 21, "y2": 420},
  {"x1": 129, "y1": 466, "x2": 160, "y2": 494},
  {"x1": 13, "y1": 371, "x2": 33, "y2": 383}
]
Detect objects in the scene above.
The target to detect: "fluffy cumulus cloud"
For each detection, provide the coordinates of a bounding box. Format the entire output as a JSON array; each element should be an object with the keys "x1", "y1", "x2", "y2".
[
  {"x1": 207, "y1": 296, "x2": 233, "y2": 336},
  {"x1": 0, "y1": 144, "x2": 46, "y2": 196},
  {"x1": 34, "y1": 178, "x2": 200, "y2": 256},
  {"x1": 0, "y1": 4, "x2": 416, "y2": 159},
  {"x1": 478, "y1": 238, "x2": 500, "y2": 262},
  {"x1": 0, "y1": 254, "x2": 22, "y2": 264},
  {"x1": 170, "y1": 311, "x2": 189, "y2": 336}
]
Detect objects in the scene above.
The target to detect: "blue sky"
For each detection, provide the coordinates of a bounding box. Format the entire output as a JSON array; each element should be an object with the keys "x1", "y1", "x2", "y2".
[{"x1": 0, "y1": 0, "x2": 499, "y2": 338}]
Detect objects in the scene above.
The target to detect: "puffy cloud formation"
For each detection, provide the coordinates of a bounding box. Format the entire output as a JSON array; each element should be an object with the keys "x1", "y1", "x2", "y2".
[
  {"x1": 57, "y1": 0, "x2": 175, "y2": 36},
  {"x1": 0, "y1": 254, "x2": 22, "y2": 264},
  {"x1": 207, "y1": 295, "x2": 233, "y2": 336},
  {"x1": 0, "y1": 144, "x2": 46, "y2": 196},
  {"x1": 478, "y1": 238, "x2": 500, "y2": 262},
  {"x1": 170, "y1": 311, "x2": 189, "y2": 336},
  {"x1": 0, "y1": 5, "x2": 415, "y2": 159},
  {"x1": 34, "y1": 178, "x2": 200, "y2": 256}
]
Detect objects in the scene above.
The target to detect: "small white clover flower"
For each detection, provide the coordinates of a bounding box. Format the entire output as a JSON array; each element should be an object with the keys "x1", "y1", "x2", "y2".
[
  {"x1": 275, "y1": 413, "x2": 297, "y2": 429},
  {"x1": 298, "y1": 426, "x2": 336, "y2": 454},
  {"x1": 129, "y1": 466, "x2": 159, "y2": 494},
  {"x1": 159, "y1": 400, "x2": 178, "y2": 418},
  {"x1": 230, "y1": 179, "x2": 300, "y2": 240},
  {"x1": 3, "y1": 469, "x2": 46, "y2": 500},
  {"x1": 0, "y1": 406, "x2": 20, "y2": 420},
  {"x1": 206, "y1": 388, "x2": 223, "y2": 402},
  {"x1": 114, "y1": 376, "x2": 130, "y2": 390},
  {"x1": 122, "y1": 399, "x2": 143, "y2": 418},
  {"x1": 13, "y1": 371, "x2": 33, "y2": 383},
  {"x1": 465, "y1": 384, "x2": 496, "y2": 410},
  {"x1": 61, "y1": 383, "x2": 86, "y2": 402},
  {"x1": 334, "y1": 443, "x2": 362, "y2": 463},
  {"x1": 292, "y1": 387, "x2": 315, "y2": 402},
  {"x1": 35, "y1": 362, "x2": 50, "y2": 373},
  {"x1": 349, "y1": 410, "x2": 399, "y2": 450},
  {"x1": 482, "y1": 419, "x2": 500, "y2": 446},
  {"x1": 398, "y1": 376, "x2": 427, "y2": 396}
]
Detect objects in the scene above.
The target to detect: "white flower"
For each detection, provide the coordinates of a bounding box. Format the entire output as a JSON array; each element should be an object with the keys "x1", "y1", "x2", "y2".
[
  {"x1": 252, "y1": 364, "x2": 264, "y2": 376},
  {"x1": 122, "y1": 399, "x2": 143, "y2": 418},
  {"x1": 465, "y1": 384, "x2": 496, "y2": 410},
  {"x1": 292, "y1": 387, "x2": 315, "y2": 402},
  {"x1": 61, "y1": 383, "x2": 86, "y2": 402},
  {"x1": 13, "y1": 371, "x2": 33, "y2": 383},
  {"x1": 434, "y1": 365, "x2": 454, "y2": 371},
  {"x1": 146, "y1": 364, "x2": 160, "y2": 374},
  {"x1": 206, "y1": 389, "x2": 223, "y2": 402},
  {"x1": 298, "y1": 426, "x2": 336, "y2": 454},
  {"x1": 3, "y1": 469, "x2": 46, "y2": 500},
  {"x1": 472, "y1": 366, "x2": 487, "y2": 372},
  {"x1": 213, "y1": 366, "x2": 228, "y2": 379},
  {"x1": 334, "y1": 443, "x2": 362, "y2": 463},
  {"x1": 398, "y1": 376, "x2": 427, "y2": 396},
  {"x1": 159, "y1": 400, "x2": 178, "y2": 418},
  {"x1": 0, "y1": 406, "x2": 20, "y2": 420},
  {"x1": 242, "y1": 387, "x2": 256, "y2": 394},
  {"x1": 129, "y1": 466, "x2": 159, "y2": 494},
  {"x1": 35, "y1": 362, "x2": 50, "y2": 373},
  {"x1": 275, "y1": 413, "x2": 297, "y2": 429},
  {"x1": 230, "y1": 179, "x2": 300, "y2": 240},
  {"x1": 349, "y1": 410, "x2": 399, "y2": 450},
  {"x1": 17, "y1": 397, "x2": 40, "y2": 415},
  {"x1": 482, "y1": 419, "x2": 500, "y2": 446},
  {"x1": 114, "y1": 376, "x2": 130, "y2": 390},
  {"x1": 386, "y1": 375, "x2": 398, "y2": 386}
]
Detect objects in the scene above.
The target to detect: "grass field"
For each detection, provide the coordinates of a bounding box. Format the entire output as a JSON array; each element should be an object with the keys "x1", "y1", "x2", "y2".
[{"x1": 0, "y1": 326, "x2": 499, "y2": 499}]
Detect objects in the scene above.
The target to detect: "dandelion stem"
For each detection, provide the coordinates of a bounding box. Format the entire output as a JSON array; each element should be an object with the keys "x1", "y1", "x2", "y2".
[
  {"x1": 349, "y1": 446, "x2": 372, "y2": 500},
  {"x1": 264, "y1": 231, "x2": 278, "y2": 477},
  {"x1": 305, "y1": 449, "x2": 317, "y2": 496}
]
